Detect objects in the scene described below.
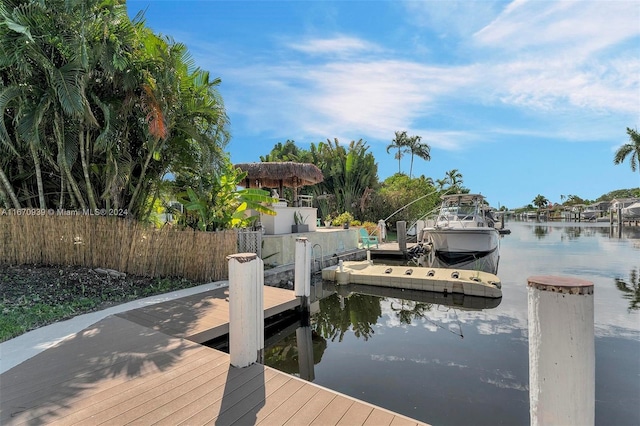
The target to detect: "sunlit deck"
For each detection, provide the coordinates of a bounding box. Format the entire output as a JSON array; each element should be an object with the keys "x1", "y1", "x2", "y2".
[{"x1": 1, "y1": 286, "x2": 428, "y2": 425}]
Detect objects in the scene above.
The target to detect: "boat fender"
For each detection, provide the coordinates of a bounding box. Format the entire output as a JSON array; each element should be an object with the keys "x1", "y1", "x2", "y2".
[
  {"x1": 451, "y1": 271, "x2": 459, "y2": 279},
  {"x1": 427, "y1": 269, "x2": 436, "y2": 277},
  {"x1": 489, "y1": 280, "x2": 502, "y2": 289},
  {"x1": 405, "y1": 269, "x2": 413, "y2": 275}
]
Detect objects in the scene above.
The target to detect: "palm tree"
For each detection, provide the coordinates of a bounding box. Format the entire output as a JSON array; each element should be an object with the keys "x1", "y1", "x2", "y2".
[
  {"x1": 532, "y1": 194, "x2": 549, "y2": 209},
  {"x1": 614, "y1": 127, "x2": 640, "y2": 176},
  {"x1": 386, "y1": 131, "x2": 410, "y2": 174},
  {"x1": 445, "y1": 169, "x2": 463, "y2": 188},
  {"x1": 435, "y1": 178, "x2": 448, "y2": 191},
  {"x1": 406, "y1": 135, "x2": 430, "y2": 178}
]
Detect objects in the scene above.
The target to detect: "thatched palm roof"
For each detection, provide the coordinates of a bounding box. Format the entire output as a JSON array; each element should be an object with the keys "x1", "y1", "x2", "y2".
[{"x1": 235, "y1": 162, "x2": 324, "y2": 189}]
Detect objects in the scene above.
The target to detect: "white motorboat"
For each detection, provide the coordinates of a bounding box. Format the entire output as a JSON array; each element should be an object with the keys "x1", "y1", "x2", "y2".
[
  {"x1": 422, "y1": 194, "x2": 500, "y2": 265},
  {"x1": 622, "y1": 201, "x2": 640, "y2": 218}
]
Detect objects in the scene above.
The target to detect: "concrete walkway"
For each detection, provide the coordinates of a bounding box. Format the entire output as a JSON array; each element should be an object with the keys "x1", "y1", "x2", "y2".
[{"x1": 0, "y1": 280, "x2": 229, "y2": 374}]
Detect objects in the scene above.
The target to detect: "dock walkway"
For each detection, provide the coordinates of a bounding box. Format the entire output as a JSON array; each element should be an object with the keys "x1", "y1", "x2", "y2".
[{"x1": 1, "y1": 286, "x2": 428, "y2": 425}]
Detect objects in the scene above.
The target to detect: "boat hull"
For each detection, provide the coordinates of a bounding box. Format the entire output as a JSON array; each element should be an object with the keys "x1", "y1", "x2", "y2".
[{"x1": 425, "y1": 227, "x2": 499, "y2": 260}]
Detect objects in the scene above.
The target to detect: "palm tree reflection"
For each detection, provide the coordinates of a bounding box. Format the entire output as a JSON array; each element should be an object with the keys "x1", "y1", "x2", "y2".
[
  {"x1": 390, "y1": 299, "x2": 432, "y2": 324},
  {"x1": 615, "y1": 267, "x2": 639, "y2": 311},
  {"x1": 314, "y1": 293, "x2": 382, "y2": 342}
]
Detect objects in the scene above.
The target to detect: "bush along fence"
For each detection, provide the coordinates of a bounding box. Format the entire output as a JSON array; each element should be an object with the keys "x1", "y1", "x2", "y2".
[{"x1": 0, "y1": 215, "x2": 237, "y2": 282}]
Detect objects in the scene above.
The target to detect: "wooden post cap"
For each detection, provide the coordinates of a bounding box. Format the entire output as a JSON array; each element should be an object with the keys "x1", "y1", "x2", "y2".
[{"x1": 527, "y1": 275, "x2": 594, "y2": 295}]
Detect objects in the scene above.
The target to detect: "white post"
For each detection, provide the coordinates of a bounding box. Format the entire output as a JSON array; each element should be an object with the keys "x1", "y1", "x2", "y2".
[
  {"x1": 294, "y1": 237, "x2": 311, "y2": 299},
  {"x1": 377, "y1": 219, "x2": 387, "y2": 241},
  {"x1": 228, "y1": 253, "x2": 264, "y2": 368},
  {"x1": 366, "y1": 250, "x2": 371, "y2": 263},
  {"x1": 527, "y1": 276, "x2": 594, "y2": 426}
]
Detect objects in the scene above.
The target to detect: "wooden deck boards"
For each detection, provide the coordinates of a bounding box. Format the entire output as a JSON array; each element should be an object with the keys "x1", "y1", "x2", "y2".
[
  {"x1": 1, "y1": 286, "x2": 428, "y2": 426},
  {"x1": 115, "y1": 285, "x2": 300, "y2": 343}
]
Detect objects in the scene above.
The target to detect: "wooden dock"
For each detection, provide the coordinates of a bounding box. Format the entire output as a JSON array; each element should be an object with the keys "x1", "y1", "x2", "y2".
[{"x1": 1, "y1": 286, "x2": 428, "y2": 425}]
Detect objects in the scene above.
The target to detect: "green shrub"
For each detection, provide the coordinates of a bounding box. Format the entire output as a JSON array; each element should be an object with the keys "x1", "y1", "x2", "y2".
[{"x1": 332, "y1": 212, "x2": 354, "y2": 226}]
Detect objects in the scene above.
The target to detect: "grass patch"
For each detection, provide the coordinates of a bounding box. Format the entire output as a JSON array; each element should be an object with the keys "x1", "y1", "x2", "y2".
[{"x1": 0, "y1": 265, "x2": 205, "y2": 343}]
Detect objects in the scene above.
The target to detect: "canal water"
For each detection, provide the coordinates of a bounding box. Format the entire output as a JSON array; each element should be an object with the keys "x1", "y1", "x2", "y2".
[{"x1": 263, "y1": 221, "x2": 640, "y2": 426}]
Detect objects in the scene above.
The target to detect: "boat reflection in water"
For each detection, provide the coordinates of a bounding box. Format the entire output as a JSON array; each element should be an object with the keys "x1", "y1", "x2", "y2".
[{"x1": 263, "y1": 280, "x2": 501, "y2": 381}]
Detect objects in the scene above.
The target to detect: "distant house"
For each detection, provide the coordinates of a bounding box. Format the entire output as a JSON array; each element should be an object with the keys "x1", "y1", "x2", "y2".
[{"x1": 610, "y1": 197, "x2": 640, "y2": 211}]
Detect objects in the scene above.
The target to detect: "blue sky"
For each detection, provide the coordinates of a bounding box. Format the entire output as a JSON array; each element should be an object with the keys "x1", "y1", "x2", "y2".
[{"x1": 127, "y1": 0, "x2": 640, "y2": 209}]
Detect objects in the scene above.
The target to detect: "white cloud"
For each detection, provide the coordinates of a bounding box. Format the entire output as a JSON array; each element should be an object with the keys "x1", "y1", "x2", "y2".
[
  {"x1": 199, "y1": 1, "x2": 639, "y2": 153},
  {"x1": 475, "y1": 0, "x2": 640, "y2": 58},
  {"x1": 402, "y1": 0, "x2": 507, "y2": 38},
  {"x1": 287, "y1": 36, "x2": 380, "y2": 56}
]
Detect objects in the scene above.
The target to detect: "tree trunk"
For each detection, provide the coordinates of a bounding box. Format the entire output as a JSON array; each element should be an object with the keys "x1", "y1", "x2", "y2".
[
  {"x1": 16, "y1": 156, "x2": 32, "y2": 207},
  {"x1": 54, "y1": 111, "x2": 86, "y2": 210},
  {"x1": 29, "y1": 144, "x2": 46, "y2": 209},
  {"x1": 126, "y1": 140, "x2": 159, "y2": 215},
  {"x1": 79, "y1": 128, "x2": 97, "y2": 210},
  {"x1": 0, "y1": 166, "x2": 21, "y2": 208},
  {"x1": 409, "y1": 155, "x2": 414, "y2": 178},
  {"x1": 59, "y1": 171, "x2": 65, "y2": 209}
]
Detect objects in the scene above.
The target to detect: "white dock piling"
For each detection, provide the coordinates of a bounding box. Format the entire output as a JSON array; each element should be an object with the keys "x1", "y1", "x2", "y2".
[
  {"x1": 228, "y1": 253, "x2": 264, "y2": 368},
  {"x1": 294, "y1": 237, "x2": 311, "y2": 299},
  {"x1": 527, "y1": 275, "x2": 594, "y2": 426}
]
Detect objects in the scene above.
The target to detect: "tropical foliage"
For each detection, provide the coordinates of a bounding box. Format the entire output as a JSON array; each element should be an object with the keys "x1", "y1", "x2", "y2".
[
  {"x1": 0, "y1": 0, "x2": 229, "y2": 219},
  {"x1": 309, "y1": 138, "x2": 378, "y2": 220},
  {"x1": 176, "y1": 159, "x2": 276, "y2": 231},
  {"x1": 366, "y1": 174, "x2": 440, "y2": 226},
  {"x1": 614, "y1": 127, "x2": 640, "y2": 176}
]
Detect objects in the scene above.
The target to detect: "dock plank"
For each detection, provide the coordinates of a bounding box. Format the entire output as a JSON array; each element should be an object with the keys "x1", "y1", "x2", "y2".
[
  {"x1": 47, "y1": 348, "x2": 218, "y2": 425},
  {"x1": 309, "y1": 396, "x2": 355, "y2": 425},
  {"x1": 251, "y1": 380, "x2": 321, "y2": 425},
  {"x1": 1, "y1": 286, "x2": 429, "y2": 426},
  {"x1": 282, "y1": 388, "x2": 337, "y2": 425}
]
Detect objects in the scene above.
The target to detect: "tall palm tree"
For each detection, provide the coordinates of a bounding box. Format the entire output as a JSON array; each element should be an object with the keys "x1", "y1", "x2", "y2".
[
  {"x1": 532, "y1": 194, "x2": 549, "y2": 209},
  {"x1": 445, "y1": 169, "x2": 463, "y2": 188},
  {"x1": 386, "y1": 131, "x2": 410, "y2": 174},
  {"x1": 614, "y1": 127, "x2": 640, "y2": 177},
  {"x1": 405, "y1": 135, "x2": 430, "y2": 178}
]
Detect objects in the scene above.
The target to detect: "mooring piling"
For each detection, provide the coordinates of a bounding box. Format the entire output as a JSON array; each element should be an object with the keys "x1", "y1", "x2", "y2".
[
  {"x1": 227, "y1": 252, "x2": 264, "y2": 368},
  {"x1": 295, "y1": 237, "x2": 311, "y2": 312},
  {"x1": 527, "y1": 275, "x2": 594, "y2": 426}
]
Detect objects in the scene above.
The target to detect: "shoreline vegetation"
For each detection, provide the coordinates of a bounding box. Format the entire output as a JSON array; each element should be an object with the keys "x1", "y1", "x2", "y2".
[{"x1": 0, "y1": 265, "x2": 203, "y2": 343}]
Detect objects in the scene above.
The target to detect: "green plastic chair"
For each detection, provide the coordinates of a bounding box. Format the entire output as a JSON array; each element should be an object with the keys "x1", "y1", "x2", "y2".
[{"x1": 359, "y1": 228, "x2": 379, "y2": 249}]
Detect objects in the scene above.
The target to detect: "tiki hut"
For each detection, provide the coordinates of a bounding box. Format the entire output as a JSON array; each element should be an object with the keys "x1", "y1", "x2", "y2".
[{"x1": 235, "y1": 162, "x2": 324, "y2": 205}]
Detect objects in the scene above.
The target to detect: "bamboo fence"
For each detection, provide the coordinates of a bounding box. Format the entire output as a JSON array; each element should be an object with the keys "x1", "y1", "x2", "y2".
[{"x1": 0, "y1": 215, "x2": 237, "y2": 282}]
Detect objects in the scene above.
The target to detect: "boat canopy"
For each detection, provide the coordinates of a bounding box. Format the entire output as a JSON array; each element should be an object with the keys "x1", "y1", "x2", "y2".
[{"x1": 440, "y1": 193, "x2": 485, "y2": 202}]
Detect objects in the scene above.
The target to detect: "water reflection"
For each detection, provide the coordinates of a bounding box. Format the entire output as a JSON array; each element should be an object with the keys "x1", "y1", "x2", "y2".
[
  {"x1": 615, "y1": 267, "x2": 640, "y2": 311},
  {"x1": 264, "y1": 282, "x2": 502, "y2": 379},
  {"x1": 262, "y1": 222, "x2": 639, "y2": 425},
  {"x1": 533, "y1": 225, "x2": 549, "y2": 239}
]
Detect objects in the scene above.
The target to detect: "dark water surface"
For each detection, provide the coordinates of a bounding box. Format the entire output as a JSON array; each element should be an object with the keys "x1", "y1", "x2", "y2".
[{"x1": 264, "y1": 221, "x2": 640, "y2": 425}]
